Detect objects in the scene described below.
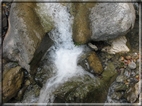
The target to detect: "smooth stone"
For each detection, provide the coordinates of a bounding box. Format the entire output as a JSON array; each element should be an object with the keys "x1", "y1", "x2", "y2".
[
  {"x1": 90, "y1": 3, "x2": 135, "y2": 41},
  {"x1": 128, "y1": 61, "x2": 136, "y2": 69},
  {"x1": 116, "y1": 75, "x2": 126, "y2": 83},
  {"x1": 88, "y1": 43, "x2": 98, "y2": 51}
]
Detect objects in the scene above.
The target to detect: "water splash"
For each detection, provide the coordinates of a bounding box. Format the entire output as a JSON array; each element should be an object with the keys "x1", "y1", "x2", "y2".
[{"x1": 38, "y1": 3, "x2": 87, "y2": 103}]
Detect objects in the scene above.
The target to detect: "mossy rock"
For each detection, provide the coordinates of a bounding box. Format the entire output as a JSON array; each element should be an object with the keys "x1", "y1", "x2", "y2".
[
  {"x1": 87, "y1": 52, "x2": 103, "y2": 74},
  {"x1": 53, "y1": 75, "x2": 105, "y2": 103},
  {"x1": 53, "y1": 63, "x2": 118, "y2": 103},
  {"x1": 72, "y1": 3, "x2": 95, "y2": 44}
]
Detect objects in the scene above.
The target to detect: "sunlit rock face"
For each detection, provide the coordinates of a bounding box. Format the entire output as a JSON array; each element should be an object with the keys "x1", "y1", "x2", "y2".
[
  {"x1": 102, "y1": 35, "x2": 130, "y2": 54},
  {"x1": 3, "y1": 3, "x2": 54, "y2": 71},
  {"x1": 90, "y1": 3, "x2": 135, "y2": 41}
]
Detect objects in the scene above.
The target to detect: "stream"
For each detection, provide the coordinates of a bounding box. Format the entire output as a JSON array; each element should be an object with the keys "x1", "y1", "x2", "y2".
[{"x1": 37, "y1": 3, "x2": 92, "y2": 103}]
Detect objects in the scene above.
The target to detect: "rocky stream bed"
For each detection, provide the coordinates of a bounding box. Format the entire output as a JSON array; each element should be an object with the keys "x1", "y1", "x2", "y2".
[{"x1": 1, "y1": 1, "x2": 141, "y2": 106}]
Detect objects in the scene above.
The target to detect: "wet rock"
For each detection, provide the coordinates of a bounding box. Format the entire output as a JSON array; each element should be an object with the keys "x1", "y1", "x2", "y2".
[
  {"x1": 53, "y1": 62, "x2": 117, "y2": 103},
  {"x1": 128, "y1": 61, "x2": 136, "y2": 69},
  {"x1": 111, "y1": 92, "x2": 123, "y2": 100},
  {"x1": 87, "y1": 52, "x2": 103, "y2": 74},
  {"x1": 20, "y1": 84, "x2": 40, "y2": 103},
  {"x1": 3, "y1": 3, "x2": 54, "y2": 71},
  {"x1": 88, "y1": 43, "x2": 98, "y2": 51},
  {"x1": 77, "y1": 53, "x2": 90, "y2": 72},
  {"x1": 29, "y1": 33, "x2": 53, "y2": 76},
  {"x1": 15, "y1": 80, "x2": 30, "y2": 101},
  {"x1": 53, "y1": 67, "x2": 117, "y2": 103},
  {"x1": 89, "y1": 3, "x2": 135, "y2": 41},
  {"x1": 123, "y1": 70, "x2": 131, "y2": 78},
  {"x1": 2, "y1": 66, "x2": 24, "y2": 102},
  {"x1": 72, "y1": 3, "x2": 95, "y2": 44},
  {"x1": 83, "y1": 60, "x2": 90, "y2": 72},
  {"x1": 114, "y1": 83, "x2": 128, "y2": 92},
  {"x1": 116, "y1": 75, "x2": 127, "y2": 83}
]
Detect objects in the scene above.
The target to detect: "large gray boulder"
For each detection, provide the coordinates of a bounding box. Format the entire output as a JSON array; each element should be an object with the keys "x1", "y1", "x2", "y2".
[
  {"x1": 89, "y1": 3, "x2": 136, "y2": 41},
  {"x1": 3, "y1": 3, "x2": 54, "y2": 71}
]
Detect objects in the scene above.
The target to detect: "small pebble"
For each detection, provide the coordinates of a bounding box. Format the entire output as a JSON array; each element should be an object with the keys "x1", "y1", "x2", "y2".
[
  {"x1": 124, "y1": 79, "x2": 130, "y2": 85},
  {"x1": 130, "y1": 71, "x2": 136, "y2": 76},
  {"x1": 88, "y1": 43, "x2": 98, "y2": 51},
  {"x1": 128, "y1": 61, "x2": 136, "y2": 69},
  {"x1": 123, "y1": 59, "x2": 128, "y2": 65},
  {"x1": 125, "y1": 55, "x2": 131, "y2": 60},
  {"x1": 135, "y1": 75, "x2": 139, "y2": 81},
  {"x1": 124, "y1": 71, "x2": 131, "y2": 78},
  {"x1": 119, "y1": 56, "x2": 124, "y2": 61},
  {"x1": 25, "y1": 80, "x2": 30, "y2": 86},
  {"x1": 116, "y1": 75, "x2": 126, "y2": 83},
  {"x1": 137, "y1": 59, "x2": 140, "y2": 63}
]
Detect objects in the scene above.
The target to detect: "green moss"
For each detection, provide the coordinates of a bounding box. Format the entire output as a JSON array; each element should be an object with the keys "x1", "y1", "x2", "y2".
[
  {"x1": 101, "y1": 62, "x2": 118, "y2": 83},
  {"x1": 74, "y1": 42, "x2": 82, "y2": 46},
  {"x1": 53, "y1": 72, "x2": 117, "y2": 103}
]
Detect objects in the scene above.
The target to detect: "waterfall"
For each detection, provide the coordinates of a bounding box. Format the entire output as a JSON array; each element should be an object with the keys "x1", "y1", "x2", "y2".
[{"x1": 37, "y1": 3, "x2": 88, "y2": 103}]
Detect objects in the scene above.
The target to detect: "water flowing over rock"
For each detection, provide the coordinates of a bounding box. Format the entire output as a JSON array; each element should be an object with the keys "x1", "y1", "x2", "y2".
[
  {"x1": 2, "y1": 2, "x2": 140, "y2": 104},
  {"x1": 2, "y1": 66, "x2": 24, "y2": 102},
  {"x1": 77, "y1": 51, "x2": 103, "y2": 75},
  {"x1": 37, "y1": 3, "x2": 86, "y2": 103},
  {"x1": 53, "y1": 62, "x2": 117, "y2": 103},
  {"x1": 3, "y1": 3, "x2": 54, "y2": 71},
  {"x1": 89, "y1": 3, "x2": 135, "y2": 41}
]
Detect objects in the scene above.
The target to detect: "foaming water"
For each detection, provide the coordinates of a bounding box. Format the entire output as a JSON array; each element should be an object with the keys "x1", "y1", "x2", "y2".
[{"x1": 38, "y1": 3, "x2": 87, "y2": 103}]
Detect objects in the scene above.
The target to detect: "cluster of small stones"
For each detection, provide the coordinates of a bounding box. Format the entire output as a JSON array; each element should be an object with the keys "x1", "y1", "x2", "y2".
[{"x1": 107, "y1": 52, "x2": 140, "y2": 103}]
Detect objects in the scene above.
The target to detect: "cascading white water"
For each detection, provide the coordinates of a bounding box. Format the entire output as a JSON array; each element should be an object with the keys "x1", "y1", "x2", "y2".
[{"x1": 37, "y1": 3, "x2": 89, "y2": 103}]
